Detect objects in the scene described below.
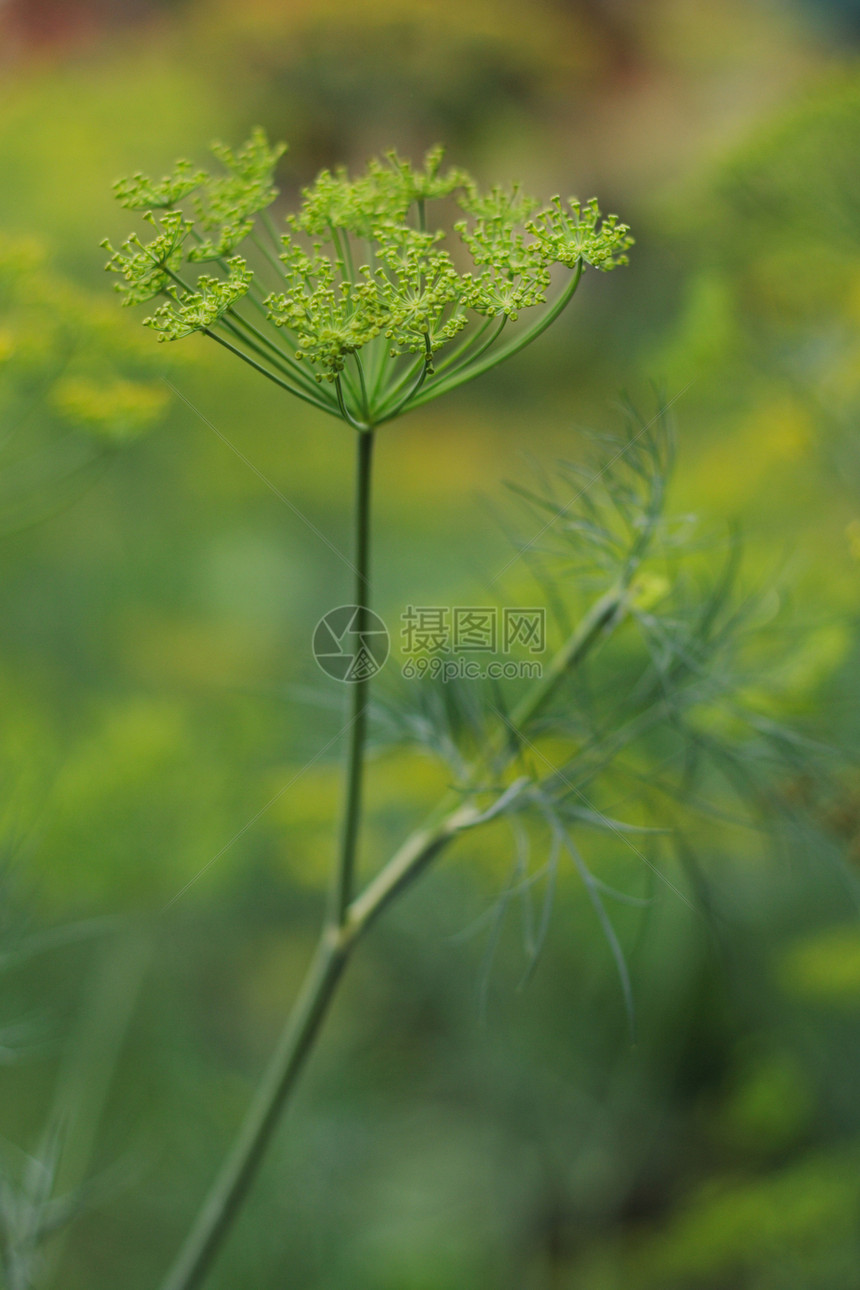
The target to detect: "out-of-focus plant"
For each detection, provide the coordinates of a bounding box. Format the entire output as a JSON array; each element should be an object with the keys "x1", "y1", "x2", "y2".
[
  {"x1": 653, "y1": 74, "x2": 860, "y2": 522},
  {"x1": 0, "y1": 232, "x2": 172, "y2": 534},
  {"x1": 0, "y1": 235, "x2": 172, "y2": 1290},
  {"x1": 0, "y1": 879, "x2": 146, "y2": 1290},
  {"x1": 103, "y1": 133, "x2": 811, "y2": 1290}
]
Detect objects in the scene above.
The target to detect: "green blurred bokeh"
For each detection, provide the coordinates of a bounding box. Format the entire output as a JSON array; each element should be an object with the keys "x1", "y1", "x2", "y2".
[{"x1": 2, "y1": 1, "x2": 860, "y2": 1286}]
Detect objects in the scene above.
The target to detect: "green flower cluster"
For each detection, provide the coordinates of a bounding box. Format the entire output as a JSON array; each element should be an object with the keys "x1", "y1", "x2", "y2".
[
  {"x1": 266, "y1": 245, "x2": 386, "y2": 377},
  {"x1": 456, "y1": 183, "x2": 550, "y2": 320},
  {"x1": 374, "y1": 228, "x2": 467, "y2": 360},
  {"x1": 144, "y1": 258, "x2": 254, "y2": 341},
  {"x1": 104, "y1": 130, "x2": 632, "y2": 426},
  {"x1": 113, "y1": 158, "x2": 207, "y2": 212},
  {"x1": 102, "y1": 210, "x2": 192, "y2": 306},
  {"x1": 528, "y1": 196, "x2": 634, "y2": 271}
]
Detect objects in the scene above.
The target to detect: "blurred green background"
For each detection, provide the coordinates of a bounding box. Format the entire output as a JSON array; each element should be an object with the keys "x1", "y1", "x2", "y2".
[{"x1": 2, "y1": 1, "x2": 860, "y2": 1286}]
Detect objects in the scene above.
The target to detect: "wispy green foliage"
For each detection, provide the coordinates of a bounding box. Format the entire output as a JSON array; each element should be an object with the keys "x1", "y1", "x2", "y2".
[
  {"x1": 0, "y1": 886, "x2": 142, "y2": 1290},
  {"x1": 105, "y1": 131, "x2": 632, "y2": 426},
  {"x1": 0, "y1": 1062, "x2": 138, "y2": 1290},
  {"x1": 379, "y1": 408, "x2": 818, "y2": 1015}
]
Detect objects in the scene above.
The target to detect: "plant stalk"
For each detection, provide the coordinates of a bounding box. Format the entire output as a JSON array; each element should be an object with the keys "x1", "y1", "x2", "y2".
[
  {"x1": 410, "y1": 261, "x2": 583, "y2": 408},
  {"x1": 331, "y1": 427, "x2": 375, "y2": 924},
  {"x1": 160, "y1": 426, "x2": 375, "y2": 1290},
  {"x1": 158, "y1": 573, "x2": 627, "y2": 1290},
  {"x1": 348, "y1": 582, "x2": 634, "y2": 935},
  {"x1": 158, "y1": 930, "x2": 350, "y2": 1290}
]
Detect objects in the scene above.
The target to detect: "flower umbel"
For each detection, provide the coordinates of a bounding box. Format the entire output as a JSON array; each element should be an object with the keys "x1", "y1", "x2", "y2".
[
  {"x1": 528, "y1": 196, "x2": 634, "y2": 271},
  {"x1": 105, "y1": 132, "x2": 633, "y2": 426},
  {"x1": 101, "y1": 210, "x2": 192, "y2": 306},
  {"x1": 143, "y1": 257, "x2": 254, "y2": 341}
]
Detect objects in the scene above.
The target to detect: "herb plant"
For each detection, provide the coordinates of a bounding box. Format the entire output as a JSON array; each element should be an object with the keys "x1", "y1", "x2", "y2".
[
  {"x1": 102, "y1": 133, "x2": 794, "y2": 1290},
  {"x1": 102, "y1": 130, "x2": 635, "y2": 1289}
]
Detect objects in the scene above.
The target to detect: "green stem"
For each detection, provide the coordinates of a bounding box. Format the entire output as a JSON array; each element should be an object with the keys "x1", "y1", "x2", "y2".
[
  {"x1": 261, "y1": 211, "x2": 283, "y2": 255},
  {"x1": 372, "y1": 352, "x2": 424, "y2": 415},
  {"x1": 335, "y1": 375, "x2": 370, "y2": 431},
  {"x1": 411, "y1": 262, "x2": 583, "y2": 408},
  {"x1": 431, "y1": 315, "x2": 494, "y2": 376},
  {"x1": 368, "y1": 335, "x2": 391, "y2": 406},
  {"x1": 350, "y1": 582, "x2": 633, "y2": 931},
  {"x1": 156, "y1": 576, "x2": 627, "y2": 1290},
  {"x1": 204, "y1": 330, "x2": 335, "y2": 415},
  {"x1": 330, "y1": 427, "x2": 375, "y2": 923},
  {"x1": 509, "y1": 582, "x2": 628, "y2": 731},
  {"x1": 375, "y1": 355, "x2": 430, "y2": 424},
  {"x1": 352, "y1": 352, "x2": 371, "y2": 423},
  {"x1": 251, "y1": 231, "x2": 287, "y2": 281},
  {"x1": 221, "y1": 313, "x2": 329, "y2": 400},
  {"x1": 158, "y1": 426, "x2": 376, "y2": 1290},
  {"x1": 158, "y1": 930, "x2": 350, "y2": 1290},
  {"x1": 375, "y1": 334, "x2": 433, "y2": 422},
  {"x1": 433, "y1": 315, "x2": 507, "y2": 382}
]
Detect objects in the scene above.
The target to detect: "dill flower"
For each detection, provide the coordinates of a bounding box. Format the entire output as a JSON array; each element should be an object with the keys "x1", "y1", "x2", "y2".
[{"x1": 104, "y1": 131, "x2": 632, "y2": 429}]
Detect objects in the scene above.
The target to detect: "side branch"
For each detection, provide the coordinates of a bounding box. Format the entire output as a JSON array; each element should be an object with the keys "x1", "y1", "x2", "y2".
[{"x1": 157, "y1": 579, "x2": 630, "y2": 1290}]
